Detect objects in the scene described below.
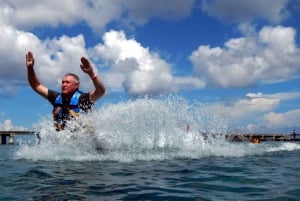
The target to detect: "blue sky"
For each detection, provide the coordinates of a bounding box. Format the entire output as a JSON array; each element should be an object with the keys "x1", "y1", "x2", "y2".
[{"x1": 0, "y1": 0, "x2": 300, "y2": 132}]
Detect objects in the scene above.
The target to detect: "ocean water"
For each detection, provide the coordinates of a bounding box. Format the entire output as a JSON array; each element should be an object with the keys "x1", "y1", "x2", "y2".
[{"x1": 1, "y1": 97, "x2": 300, "y2": 201}]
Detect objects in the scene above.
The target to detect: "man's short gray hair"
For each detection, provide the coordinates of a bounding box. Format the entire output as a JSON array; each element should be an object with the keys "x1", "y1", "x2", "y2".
[{"x1": 64, "y1": 73, "x2": 80, "y2": 85}]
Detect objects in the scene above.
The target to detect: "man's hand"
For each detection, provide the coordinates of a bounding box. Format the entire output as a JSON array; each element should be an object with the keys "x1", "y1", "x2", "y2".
[
  {"x1": 26, "y1": 51, "x2": 35, "y2": 68},
  {"x1": 80, "y1": 57, "x2": 93, "y2": 75},
  {"x1": 80, "y1": 57, "x2": 105, "y2": 102}
]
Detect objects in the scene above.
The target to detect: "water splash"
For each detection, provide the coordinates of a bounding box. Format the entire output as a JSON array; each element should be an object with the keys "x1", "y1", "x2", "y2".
[{"x1": 14, "y1": 96, "x2": 300, "y2": 162}]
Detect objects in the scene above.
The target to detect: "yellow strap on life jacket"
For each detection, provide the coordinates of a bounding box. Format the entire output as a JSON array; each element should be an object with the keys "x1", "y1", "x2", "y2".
[
  {"x1": 69, "y1": 109, "x2": 80, "y2": 117},
  {"x1": 53, "y1": 106, "x2": 61, "y2": 116},
  {"x1": 54, "y1": 122, "x2": 63, "y2": 131}
]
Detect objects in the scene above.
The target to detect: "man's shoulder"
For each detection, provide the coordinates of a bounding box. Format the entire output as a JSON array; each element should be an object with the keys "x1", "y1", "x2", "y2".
[
  {"x1": 48, "y1": 89, "x2": 59, "y2": 103},
  {"x1": 78, "y1": 92, "x2": 93, "y2": 109},
  {"x1": 79, "y1": 92, "x2": 91, "y2": 101}
]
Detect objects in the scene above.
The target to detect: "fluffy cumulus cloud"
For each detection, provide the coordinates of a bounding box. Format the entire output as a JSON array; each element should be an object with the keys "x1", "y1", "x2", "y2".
[
  {"x1": 0, "y1": 0, "x2": 85, "y2": 32},
  {"x1": 260, "y1": 92, "x2": 300, "y2": 128},
  {"x1": 203, "y1": 91, "x2": 300, "y2": 129},
  {"x1": 201, "y1": 0, "x2": 290, "y2": 23},
  {"x1": 0, "y1": 16, "x2": 41, "y2": 96},
  {"x1": 0, "y1": 15, "x2": 92, "y2": 94},
  {"x1": 0, "y1": 0, "x2": 195, "y2": 32},
  {"x1": 264, "y1": 109, "x2": 300, "y2": 128},
  {"x1": 124, "y1": 0, "x2": 195, "y2": 24},
  {"x1": 0, "y1": 0, "x2": 118, "y2": 31},
  {"x1": 0, "y1": 119, "x2": 26, "y2": 130},
  {"x1": 190, "y1": 25, "x2": 300, "y2": 88},
  {"x1": 203, "y1": 92, "x2": 280, "y2": 128},
  {"x1": 0, "y1": 19, "x2": 201, "y2": 97},
  {"x1": 0, "y1": 0, "x2": 200, "y2": 97},
  {"x1": 91, "y1": 30, "x2": 203, "y2": 96},
  {"x1": 1, "y1": 0, "x2": 298, "y2": 96}
]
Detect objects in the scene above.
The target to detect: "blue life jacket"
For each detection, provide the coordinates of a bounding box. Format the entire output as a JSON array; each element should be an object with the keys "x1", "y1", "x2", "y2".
[{"x1": 53, "y1": 90, "x2": 83, "y2": 131}]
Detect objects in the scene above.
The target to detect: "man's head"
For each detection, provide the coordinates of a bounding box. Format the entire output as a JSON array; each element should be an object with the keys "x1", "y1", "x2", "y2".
[{"x1": 61, "y1": 73, "x2": 80, "y2": 96}]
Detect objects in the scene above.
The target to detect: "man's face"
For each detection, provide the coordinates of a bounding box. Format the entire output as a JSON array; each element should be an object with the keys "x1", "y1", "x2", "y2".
[{"x1": 61, "y1": 75, "x2": 78, "y2": 96}]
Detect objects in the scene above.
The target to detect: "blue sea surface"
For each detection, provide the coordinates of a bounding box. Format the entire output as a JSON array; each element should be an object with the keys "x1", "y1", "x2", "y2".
[
  {"x1": 1, "y1": 98, "x2": 299, "y2": 200},
  {"x1": 1, "y1": 144, "x2": 300, "y2": 201}
]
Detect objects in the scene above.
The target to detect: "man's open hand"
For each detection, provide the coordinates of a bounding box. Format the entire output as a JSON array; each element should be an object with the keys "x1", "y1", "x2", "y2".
[
  {"x1": 26, "y1": 51, "x2": 35, "y2": 68},
  {"x1": 80, "y1": 57, "x2": 93, "y2": 74}
]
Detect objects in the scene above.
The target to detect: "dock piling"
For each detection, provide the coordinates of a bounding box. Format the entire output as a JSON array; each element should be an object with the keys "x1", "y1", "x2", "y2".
[{"x1": 9, "y1": 133, "x2": 15, "y2": 144}]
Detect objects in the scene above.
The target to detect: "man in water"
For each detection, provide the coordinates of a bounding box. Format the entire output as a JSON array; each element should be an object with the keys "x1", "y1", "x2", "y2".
[
  {"x1": 292, "y1": 129, "x2": 297, "y2": 140},
  {"x1": 25, "y1": 51, "x2": 106, "y2": 131}
]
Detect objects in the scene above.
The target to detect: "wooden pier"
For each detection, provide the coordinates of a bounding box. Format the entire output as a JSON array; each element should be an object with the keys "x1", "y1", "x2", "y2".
[
  {"x1": 1, "y1": 130, "x2": 298, "y2": 144},
  {"x1": 225, "y1": 133, "x2": 299, "y2": 143},
  {"x1": 0, "y1": 131, "x2": 38, "y2": 145}
]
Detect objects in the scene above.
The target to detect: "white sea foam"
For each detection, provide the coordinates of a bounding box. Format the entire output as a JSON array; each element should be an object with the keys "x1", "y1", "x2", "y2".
[{"x1": 14, "y1": 96, "x2": 300, "y2": 162}]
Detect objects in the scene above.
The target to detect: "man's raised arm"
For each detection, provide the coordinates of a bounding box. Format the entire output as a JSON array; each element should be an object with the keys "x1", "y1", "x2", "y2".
[
  {"x1": 26, "y1": 51, "x2": 49, "y2": 99},
  {"x1": 80, "y1": 57, "x2": 106, "y2": 102}
]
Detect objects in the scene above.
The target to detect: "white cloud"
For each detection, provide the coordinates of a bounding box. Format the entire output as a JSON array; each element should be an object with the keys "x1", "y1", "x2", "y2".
[
  {"x1": 190, "y1": 25, "x2": 300, "y2": 88},
  {"x1": 206, "y1": 93, "x2": 279, "y2": 123},
  {"x1": 0, "y1": 15, "x2": 201, "y2": 97},
  {"x1": 91, "y1": 30, "x2": 204, "y2": 96},
  {"x1": 173, "y1": 77, "x2": 205, "y2": 90},
  {"x1": 202, "y1": 91, "x2": 300, "y2": 129},
  {"x1": 201, "y1": 0, "x2": 290, "y2": 23},
  {"x1": 1, "y1": 1, "x2": 298, "y2": 97},
  {"x1": 0, "y1": 0, "x2": 83, "y2": 29},
  {"x1": 0, "y1": 16, "x2": 97, "y2": 94},
  {"x1": 250, "y1": 92, "x2": 300, "y2": 101},
  {"x1": 124, "y1": 0, "x2": 195, "y2": 24},
  {"x1": 0, "y1": 17, "x2": 42, "y2": 96},
  {"x1": 0, "y1": 119, "x2": 27, "y2": 131},
  {"x1": 91, "y1": 30, "x2": 175, "y2": 96},
  {"x1": 0, "y1": 0, "x2": 195, "y2": 32},
  {"x1": 40, "y1": 35, "x2": 90, "y2": 88},
  {"x1": 264, "y1": 109, "x2": 300, "y2": 128}
]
